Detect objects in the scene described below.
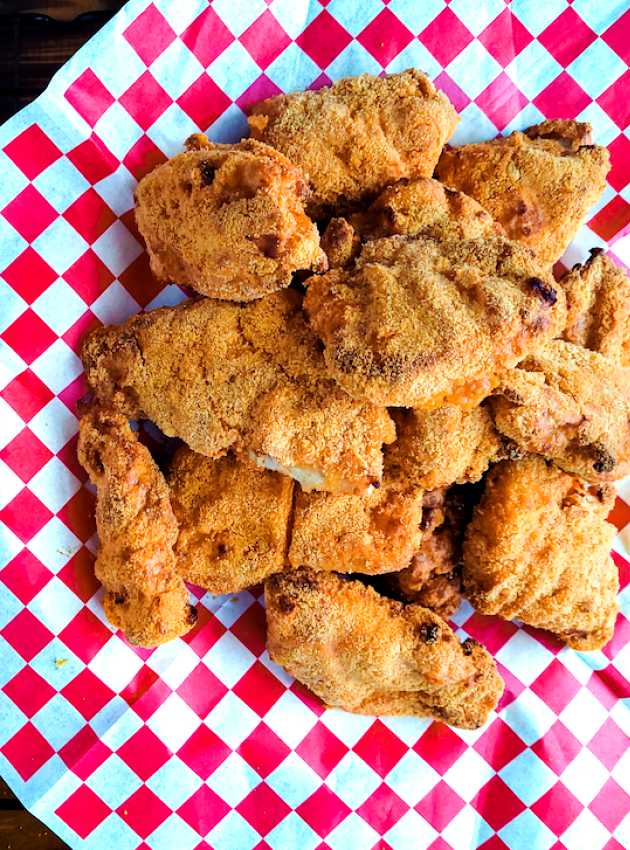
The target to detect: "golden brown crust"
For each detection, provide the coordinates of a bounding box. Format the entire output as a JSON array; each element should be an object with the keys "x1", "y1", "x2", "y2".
[
  {"x1": 81, "y1": 290, "x2": 395, "y2": 494},
  {"x1": 435, "y1": 120, "x2": 610, "y2": 266},
  {"x1": 561, "y1": 250, "x2": 630, "y2": 365},
  {"x1": 77, "y1": 408, "x2": 196, "y2": 646},
  {"x1": 491, "y1": 340, "x2": 630, "y2": 483},
  {"x1": 304, "y1": 235, "x2": 566, "y2": 407},
  {"x1": 320, "y1": 217, "x2": 361, "y2": 268},
  {"x1": 265, "y1": 569, "x2": 503, "y2": 728},
  {"x1": 134, "y1": 136, "x2": 325, "y2": 301},
  {"x1": 169, "y1": 447, "x2": 295, "y2": 594},
  {"x1": 463, "y1": 457, "x2": 619, "y2": 650},
  {"x1": 248, "y1": 70, "x2": 458, "y2": 218}
]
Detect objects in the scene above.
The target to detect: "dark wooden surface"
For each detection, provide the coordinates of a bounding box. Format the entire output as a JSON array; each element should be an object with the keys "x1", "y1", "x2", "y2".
[{"x1": 0, "y1": 779, "x2": 68, "y2": 849}]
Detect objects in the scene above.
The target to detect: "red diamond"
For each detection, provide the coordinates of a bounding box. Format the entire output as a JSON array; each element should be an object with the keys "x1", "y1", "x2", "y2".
[
  {"x1": 290, "y1": 680, "x2": 326, "y2": 717},
  {"x1": 181, "y1": 7, "x2": 235, "y2": 68},
  {"x1": 354, "y1": 720, "x2": 407, "y2": 778},
  {"x1": 64, "y1": 189, "x2": 116, "y2": 245},
  {"x1": 416, "y1": 781, "x2": 465, "y2": 832},
  {"x1": 0, "y1": 428, "x2": 52, "y2": 482},
  {"x1": 3, "y1": 665, "x2": 55, "y2": 717},
  {"x1": 531, "y1": 659, "x2": 581, "y2": 714},
  {"x1": 119, "y1": 72, "x2": 171, "y2": 131},
  {"x1": 539, "y1": 9, "x2": 596, "y2": 67},
  {"x1": 177, "y1": 724, "x2": 230, "y2": 780},
  {"x1": 0, "y1": 550, "x2": 51, "y2": 605},
  {"x1": 182, "y1": 605, "x2": 226, "y2": 657},
  {"x1": 598, "y1": 71, "x2": 630, "y2": 130},
  {"x1": 57, "y1": 434, "x2": 89, "y2": 484},
  {"x1": 177, "y1": 74, "x2": 232, "y2": 130},
  {"x1": 123, "y1": 4, "x2": 176, "y2": 66},
  {"x1": 177, "y1": 785, "x2": 229, "y2": 836},
  {"x1": 2, "y1": 185, "x2": 57, "y2": 243},
  {"x1": 357, "y1": 784, "x2": 407, "y2": 834},
  {"x1": 414, "y1": 723, "x2": 467, "y2": 775},
  {"x1": 3, "y1": 125, "x2": 62, "y2": 181},
  {"x1": 58, "y1": 725, "x2": 111, "y2": 781},
  {"x1": 476, "y1": 72, "x2": 528, "y2": 131},
  {"x1": 474, "y1": 718, "x2": 526, "y2": 771},
  {"x1": 591, "y1": 665, "x2": 630, "y2": 706},
  {"x1": 2, "y1": 248, "x2": 57, "y2": 303},
  {"x1": 238, "y1": 783, "x2": 291, "y2": 835},
  {"x1": 236, "y1": 74, "x2": 283, "y2": 112},
  {"x1": 295, "y1": 722, "x2": 345, "y2": 779},
  {"x1": 531, "y1": 782, "x2": 582, "y2": 835},
  {"x1": 1, "y1": 370, "x2": 53, "y2": 422},
  {"x1": 117, "y1": 726, "x2": 171, "y2": 781},
  {"x1": 590, "y1": 778, "x2": 630, "y2": 831},
  {"x1": 589, "y1": 196, "x2": 630, "y2": 242},
  {"x1": 357, "y1": 9, "x2": 413, "y2": 67},
  {"x1": 118, "y1": 253, "x2": 162, "y2": 308},
  {"x1": 309, "y1": 72, "x2": 332, "y2": 91},
  {"x1": 240, "y1": 10, "x2": 291, "y2": 70},
  {"x1": 67, "y1": 135, "x2": 119, "y2": 185},
  {"x1": 534, "y1": 72, "x2": 590, "y2": 120},
  {"x1": 603, "y1": 610, "x2": 630, "y2": 662},
  {"x1": 2, "y1": 309, "x2": 57, "y2": 365},
  {"x1": 434, "y1": 71, "x2": 470, "y2": 113},
  {"x1": 230, "y1": 602, "x2": 266, "y2": 657},
  {"x1": 420, "y1": 9, "x2": 473, "y2": 67},
  {"x1": 61, "y1": 668, "x2": 115, "y2": 720},
  {"x1": 602, "y1": 9, "x2": 630, "y2": 66},
  {"x1": 58, "y1": 373, "x2": 88, "y2": 414},
  {"x1": 461, "y1": 613, "x2": 518, "y2": 655},
  {"x1": 58, "y1": 607, "x2": 111, "y2": 665},
  {"x1": 176, "y1": 663, "x2": 227, "y2": 718},
  {"x1": 121, "y1": 670, "x2": 169, "y2": 721},
  {"x1": 478, "y1": 9, "x2": 533, "y2": 66},
  {"x1": 123, "y1": 135, "x2": 167, "y2": 182},
  {"x1": 57, "y1": 487, "x2": 96, "y2": 543},
  {"x1": 238, "y1": 722, "x2": 290, "y2": 778},
  {"x1": 531, "y1": 720, "x2": 581, "y2": 775},
  {"x1": 232, "y1": 661, "x2": 286, "y2": 717},
  {"x1": 296, "y1": 11, "x2": 352, "y2": 69},
  {"x1": 63, "y1": 311, "x2": 100, "y2": 357},
  {"x1": 297, "y1": 785, "x2": 351, "y2": 838},
  {"x1": 609, "y1": 498, "x2": 630, "y2": 535},
  {"x1": 117, "y1": 785, "x2": 170, "y2": 838},
  {"x1": 478, "y1": 839, "x2": 510, "y2": 850},
  {"x1": 1, "y1": 722, "x2": 54, "y2": 780},
  {"x1": 0, "y1": 489, "x2": 52, "y2": 543},
  {"x1": 65, "y1": 69, "x2": 114, "y2": 127},
  {"x1": 56, "y1": 784, "x2": 111, "y2": 839},
  {"x1": 471, "y1": 776, "x2": 525, "y2": 831}
]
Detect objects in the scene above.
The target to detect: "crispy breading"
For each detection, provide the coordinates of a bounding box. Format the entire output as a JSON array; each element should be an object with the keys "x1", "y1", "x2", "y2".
[
  {"x1": 561, "y1": 249, "x2": 630, "y2": 365},
  {"x1": 265, "y1": 569, "x2": 503, "y2": 728},
  {"x1": 386, "y1": 404, "x2": 505, "y2": 489},
  {"x1": 77, "y1": 408, "x2": 196, "y2": 646},
  {"x1": 288, "y1": 472, "x2": 424, "y2": 575},
  {"x1": 168, "y1": 447, "x2": 295, "y2": 594},
  {"x1": 248, "y1": 70, "x2": 458, "y2": 218},
  {"x1": 491, "y1": 340, "x2": 630, "y2": 483},
  {"x1": 320, "y1": 217, "x2": 361, "y2": 268},
  {"x1": 463, "y1": 457, "x2": 619, "y2": 650},
  {"x1": 82, "y1": 290, "x2": 395, "y2": 494},
  {"x1": 135, "y1": 136, "x2": 325, "y2": 301},
  {"x1": 304, "y1": 235, "x2": 566, "y2": 407},
  {"x1": 435, "y1": 120, "x2": 610, "y2": 266}
]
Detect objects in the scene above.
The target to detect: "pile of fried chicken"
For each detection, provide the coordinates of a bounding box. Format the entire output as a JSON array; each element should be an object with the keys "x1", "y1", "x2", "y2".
[{"x1": 77, "y1": 70, "x2": 629, "y2": 729}]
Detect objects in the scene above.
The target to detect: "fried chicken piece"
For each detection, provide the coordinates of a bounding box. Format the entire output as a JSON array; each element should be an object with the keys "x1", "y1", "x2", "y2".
[
  {"x1": 320, "y1": 217, "x2": 361, "y2": 268},
  {"x1": 288, "y1": 472, "x2": 423, "y2": 575},
  {"x1": 304, "y1": 235, "x2": 566, "y2": 407},
  {"x1": 82, "y1": 290, "x2": 394, "y2": 494},
  {"x1": 386, "y1": 404, "x2": 505, "y2": 490},
  {"x1": 134, "y1": 135, "x2": 325, "y2": 301},
  {"x1": 248, "y1": 70, "x2": 458, "y2": 218},
  {"x1": 77, "y1": 408, "x2": 196, "y2": 646},
  {"x1": 266, "y1": 569, "x2": 503, "y2": 728},
  {"x1": 435, "y1": 120, "x2": 610, "y2": 266},
  {"x1": 491, "y1": 340, "x2": 630, "y2": 483},
  {"x1": 463, "y1": 457, "x2": 619, "y2": 650},
  {"x1": 168, "y1": 447, "x2": 294, "y2": 594},
  {"x1": 561, "y1": 249, "x2": 630, "y2": 366}
]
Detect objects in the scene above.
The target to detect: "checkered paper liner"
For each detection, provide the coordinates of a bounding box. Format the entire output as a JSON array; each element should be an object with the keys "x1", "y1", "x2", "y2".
[{"x1": 1, "y1": 1, "x2": 630, "y2": 848}]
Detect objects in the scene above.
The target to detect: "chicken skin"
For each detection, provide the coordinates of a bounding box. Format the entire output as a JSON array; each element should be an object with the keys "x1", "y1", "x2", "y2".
[
  {"x1": 135, "y1": 135, "x2": 326, "y2": 301},
  {"x1": 463, "y1": 457, "x2": 619, "y2": 650}
]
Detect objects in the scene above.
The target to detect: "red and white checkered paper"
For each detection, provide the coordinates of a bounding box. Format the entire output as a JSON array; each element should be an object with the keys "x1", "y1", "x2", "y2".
[{"x1": 1, "y1": 1, "x2": 630, "y2": 848}]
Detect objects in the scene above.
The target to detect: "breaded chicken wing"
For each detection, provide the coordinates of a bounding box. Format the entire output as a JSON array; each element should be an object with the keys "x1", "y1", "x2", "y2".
[
  {"x1": 248, "y1": 70, "x2": 458, "y2": 218},
  {"x1": 135, "y1": 136, "x2": 325, "y2": 301},
  {"x1": 561, "y1": 249, "x2": 630, "y2": 365},
  {"x1": 266, "y1": 569, "x2": 503, "y2": 728},
  {"x1": 304, "y1": 235, "x2": 566, "y2": 407},
  {"x1": 169, "y1": 447, "x2": 294, "y2": 594},
  {"x1": 435, "y1": 120, "x2": 609, "y2": 266},
  {"x1": 491, "y1": 340, "x2": 630, "y2": 483},
  {"x1": 82, "y1": 290, "x2": 395, "y2": 494},
  {"x1": 463, "y1": 458, "x2": 619, "y2": 650},
  {"x1": 77, "y1": 408, "x2": 196, "y2": 646}
]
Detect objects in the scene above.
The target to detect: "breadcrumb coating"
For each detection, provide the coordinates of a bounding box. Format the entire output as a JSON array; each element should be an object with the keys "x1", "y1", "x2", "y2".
[
  {"x1": 436, "y1": 120, "x2": 610, "y2": 266},
  {"x1": 463, "y1": 457, "x2": 619, "y2": 650},
  {"x1": 266, "y1": 569, "x2": 503, "y2": 728},
  {"x1": 248, "y1": 70, "x2": 458, "y2": 218},
  {"x1": 135, "y1": 135, "x2": 326, "y2": 301}
]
